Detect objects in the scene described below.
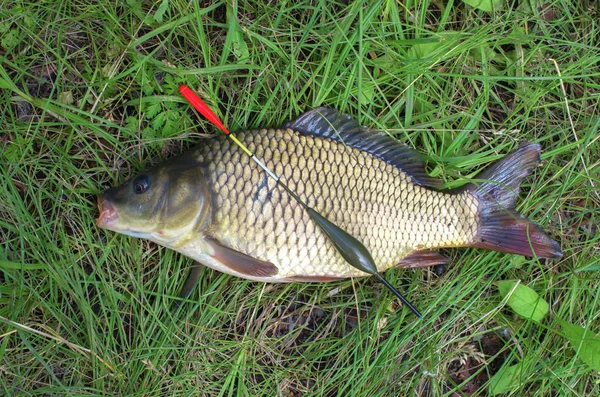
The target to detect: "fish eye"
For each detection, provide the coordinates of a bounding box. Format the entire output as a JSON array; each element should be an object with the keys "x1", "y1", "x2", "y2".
[{"x1": 132, "y1": 175, "x2": 150, "y2": 194}]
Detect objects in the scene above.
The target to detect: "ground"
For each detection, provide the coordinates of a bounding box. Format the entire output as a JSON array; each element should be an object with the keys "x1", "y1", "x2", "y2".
[{"x1": 1, "y1": 1, "x2": 599, "y2": 396}]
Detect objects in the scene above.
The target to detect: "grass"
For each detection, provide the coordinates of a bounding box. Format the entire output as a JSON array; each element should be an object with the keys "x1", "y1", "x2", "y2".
[{"x1": 1, "y1": 0, "x2": 599, "y2": 395}]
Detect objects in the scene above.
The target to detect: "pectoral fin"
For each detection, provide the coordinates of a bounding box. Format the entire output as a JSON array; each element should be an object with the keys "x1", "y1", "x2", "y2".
[
  {"x1": 396, "y1": 251, "x2": 450, "y2": 268},
  {"x1": 172, "y1": 262, "x2": 204, "y2": 311},
  {"x1": 178, "y1": 262, "x2": 204, "y2": 300},
  {"x1": 206, "y1": 238, "x2": 279, "y2": 277}
]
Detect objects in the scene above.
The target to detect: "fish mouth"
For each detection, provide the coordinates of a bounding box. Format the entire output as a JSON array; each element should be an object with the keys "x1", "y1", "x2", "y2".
[{"x1": 97, "y1": 195, "x2": 118, "y2": 229}]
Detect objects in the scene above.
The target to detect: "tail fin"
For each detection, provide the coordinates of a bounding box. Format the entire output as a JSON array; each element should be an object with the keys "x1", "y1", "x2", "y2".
[{"x1": 468, "y1": 143, "x2": 562, "y2": 259}]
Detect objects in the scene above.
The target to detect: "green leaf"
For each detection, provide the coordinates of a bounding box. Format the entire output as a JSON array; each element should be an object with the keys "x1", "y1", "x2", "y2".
[
  {"x1": 227, "y1": 25, "x2": 249, "y2": 60},
  {"x1": 0, "y1": 260, "x2": 47, "y2": 270},
  {"x1": 2, "y1": 143, "x2": 20, "y2": 163},
  {"x1": 1, "y1": 135, "x2": 31, "y2": 163},
  {"x1": 152, "y1": 111, "x2": 166, "y2": 131},
  {"x1": 0, "y1": 21, "x2": 11, "y2": 34},
  {"x1": 408, "y1": 32, "x2": 462, "y2": 60},
  {"x1": 145, "y1": 102, "x2": 162, "y2": 119},
  {"x1": 1, "y1": 28, "x2": 19, "y2": 52},
  {"x1": 497, "y1": 281, "x2": 549, "y2": 322},
  {"x1": 125, "y1": 115, "x2": 139, "y2": 131},
  {"x1": 154, "y1": 0, "x2": 169, "y2": 23},
  {"x1": 0, "y1": 64, "x2": 30, "y2": 99},
  {"x1": 556, "y1": 318, "x2": 600, "y2": 372},
  {"x1": 142, "y1": 126, "x2": 157, "y2": 139},
  {"x1": 0, "y1": 77, "x2": 12, "y2": 90},
  {"x1": 358, "y1": 82, "x2": 375, "y2": 102},
  {"x1": 126, "y1": 0, "x2": 143, "y2": 19},
  {"x1": 224, "y1": 2, "x2": 249, "y2": 61},
  {"x1": 162, "y1": 111, "x2": 179, "y2": 136},
  {"x1": 461, "y1": 0, "x2": 502, "y2": 13},
  {"x1": 575, "y1": 263, "x2": 600, "y2": 272},
  {"x1": 488, "y1": 363, "x2": 523, "y2": 395}
]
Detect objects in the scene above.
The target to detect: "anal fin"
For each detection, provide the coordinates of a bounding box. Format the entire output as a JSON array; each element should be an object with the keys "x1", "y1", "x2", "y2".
[
  {"x1": 396, "y1": 251, "x2": 450, "y2": 269},
  {"x1": 206, "y1": 238, "x2": 279, "y2": 277}
]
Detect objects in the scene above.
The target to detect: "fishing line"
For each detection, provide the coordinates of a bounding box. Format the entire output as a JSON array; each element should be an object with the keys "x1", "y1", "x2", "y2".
[{"x1": 179, "y1": 85, "x2": 422, "y2": 319}]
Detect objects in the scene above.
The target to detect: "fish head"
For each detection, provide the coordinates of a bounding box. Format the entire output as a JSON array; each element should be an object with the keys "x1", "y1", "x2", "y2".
[{"x1": 97, "y1": 153, "x2": 210, "y2": 246}]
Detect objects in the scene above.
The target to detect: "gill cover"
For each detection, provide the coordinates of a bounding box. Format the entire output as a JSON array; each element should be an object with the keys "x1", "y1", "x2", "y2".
[{"x1": 97, "y1": 152, "x2": 210, "y2": 245}]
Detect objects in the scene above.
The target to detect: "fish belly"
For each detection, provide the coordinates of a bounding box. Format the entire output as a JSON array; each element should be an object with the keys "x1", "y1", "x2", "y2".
[{"x1": 192, "y1": 128, "x2": 479, "y2": 279}]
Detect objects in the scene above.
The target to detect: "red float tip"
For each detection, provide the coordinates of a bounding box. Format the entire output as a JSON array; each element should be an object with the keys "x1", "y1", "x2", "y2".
[{"x1": 179, "y1": 84, "x2": 230, "y2": 135}]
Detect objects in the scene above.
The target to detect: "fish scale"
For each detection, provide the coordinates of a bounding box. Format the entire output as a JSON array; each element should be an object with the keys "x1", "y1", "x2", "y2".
[{"x1": 194, "y1": 127, "x2": 479, "y2": 278}]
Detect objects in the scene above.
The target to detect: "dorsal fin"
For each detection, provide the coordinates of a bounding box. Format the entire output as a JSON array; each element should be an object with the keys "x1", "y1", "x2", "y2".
[{"x1": 284, "y1": 107, "x2": 442, "y2": 188}]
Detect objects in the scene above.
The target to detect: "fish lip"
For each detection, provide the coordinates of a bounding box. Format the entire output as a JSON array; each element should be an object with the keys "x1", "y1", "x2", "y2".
[{"x1": 97, "y1": 195, "x2": 118, "y2": 228}]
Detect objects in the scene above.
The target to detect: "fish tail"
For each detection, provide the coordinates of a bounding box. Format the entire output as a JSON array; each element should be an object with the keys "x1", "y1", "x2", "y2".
[{"x1": 467, "y1": 143, "x2": 562, "y2": 259}]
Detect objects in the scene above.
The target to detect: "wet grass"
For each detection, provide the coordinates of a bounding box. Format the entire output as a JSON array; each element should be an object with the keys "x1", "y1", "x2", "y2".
[{"x1": 1, "y1": 0, "x2": 599, "y2": 395}]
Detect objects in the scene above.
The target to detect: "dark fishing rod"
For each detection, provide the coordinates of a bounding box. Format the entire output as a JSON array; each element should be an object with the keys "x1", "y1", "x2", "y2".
[{"x1": 179, "y1": 85, "x2": 422, "y2": 319}]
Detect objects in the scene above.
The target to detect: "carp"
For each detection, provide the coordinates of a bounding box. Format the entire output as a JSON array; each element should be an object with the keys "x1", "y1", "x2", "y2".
[{"x1": 97, "y1": 108, "x2": 561, "y2": 289}]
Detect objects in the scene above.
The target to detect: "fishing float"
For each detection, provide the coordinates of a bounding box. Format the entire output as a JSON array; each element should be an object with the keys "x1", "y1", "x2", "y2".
[{"x1": 179, "y1": 84, "x2": 423, "y2": 319}]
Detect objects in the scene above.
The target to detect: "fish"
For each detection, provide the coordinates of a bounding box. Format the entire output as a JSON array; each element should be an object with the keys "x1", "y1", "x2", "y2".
[{"x1": 97, "y1": 108, "x2": 562, "y2": 292}]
